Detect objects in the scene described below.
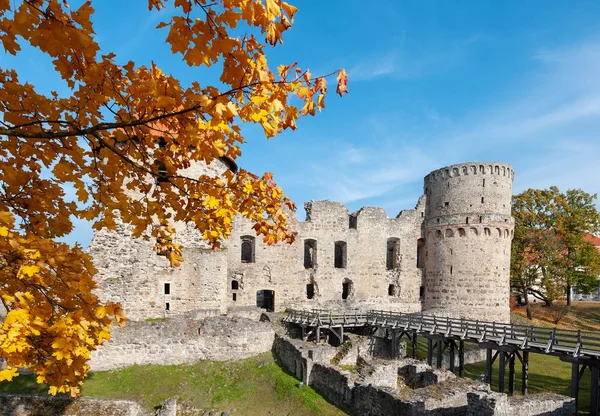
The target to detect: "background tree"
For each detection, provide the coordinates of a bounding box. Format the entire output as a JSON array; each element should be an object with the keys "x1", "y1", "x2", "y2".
[
  {"x1": 511, "y1": 187, "x2": 600, "y2": 318},
  {"x1": 0, "y1": 0, "x2": 347, "y2": 395}
]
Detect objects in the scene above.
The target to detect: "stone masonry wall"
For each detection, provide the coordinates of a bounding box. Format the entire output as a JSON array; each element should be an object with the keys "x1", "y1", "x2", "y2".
[
  {"x1": 273, "y1": 333, "x2": 575, "y2": 416},
  {"x1": 89, "y1": 315, "x2": 274, "y2": 371},
  {"x1": 227, "y1": 199, "x2": 425, "y2": 313}
]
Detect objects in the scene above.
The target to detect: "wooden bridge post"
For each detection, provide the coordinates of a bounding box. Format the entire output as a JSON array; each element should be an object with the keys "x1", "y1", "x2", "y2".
[
  {"x1": 427, "y1": 338, "x2": 433, "y2": 366},
  {"x1": 391, "y1": 330, "x2": 397, "y2": 358},
  {"x1": 498, "y1": 351, "x2": 506, "y2": 393},
  {"x1": 412, "y1": 333, "x2": 418, "y2": 359},
  {"x1": 522, "y1": 351, "x2": 529, "y2": 395},
  {"x1": 316, "y1": 325, "x2": 320, "y2": 343},
  {"x1": 485, "y1": 348, "x2": 493, "y2": 385},
  {"x1": 508, "y1": 352, "x2": 515, "y2": 396},
  {"x1": 449, "y1": 341, "x2": 455, "y2": 373},
  {"x1": 571, "y1": 362, "x2": 579, "y2": 411},
  {"x1": 436, "y1": 339, "x2": 443, "y2": 369},
  {"x1": 458, "y1": 340, "x2": 465, "y2": 377}
]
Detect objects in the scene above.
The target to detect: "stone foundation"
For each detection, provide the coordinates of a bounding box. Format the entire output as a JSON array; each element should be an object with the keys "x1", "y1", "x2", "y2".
[{"x1": 272, "y1": 333, "x2": 576, "y2": 416}]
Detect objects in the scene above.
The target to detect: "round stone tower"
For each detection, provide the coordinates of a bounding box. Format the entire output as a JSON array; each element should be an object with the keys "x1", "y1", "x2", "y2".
[{"x1": 422, "y1": 162, "x2": 514, "y2": 323}]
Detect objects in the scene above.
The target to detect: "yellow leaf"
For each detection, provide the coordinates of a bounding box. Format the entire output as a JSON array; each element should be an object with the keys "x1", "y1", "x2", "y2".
[
  {"x1": 0, "y1": 226, "x2": 8, "y2": 237},
  {"x1": 17, "y1": 265, "x2": 39, "y2": 279}
]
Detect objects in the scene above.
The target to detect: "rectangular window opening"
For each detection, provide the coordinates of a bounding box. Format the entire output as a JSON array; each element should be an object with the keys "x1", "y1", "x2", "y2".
[
  {"x1": 165, "y1": 302, "x2": 170, "y2": 311},
  {"x1": 164, "y1": 283, "x2": 170, "y2": 295},
  {"x1": 232, "y1": 293, "x2": 237, "y2": 301},
  {"x1": 481, "y1": 197, "x2": 484, "y2": 203},
  {"x1": 306, "y1": 283, "x2": 314, "y2": 299}
]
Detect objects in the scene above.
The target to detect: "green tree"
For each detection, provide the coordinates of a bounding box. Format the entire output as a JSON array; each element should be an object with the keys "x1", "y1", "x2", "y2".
[{"x1": 511, "y1": 187, "x2": 600, "y2": 318}]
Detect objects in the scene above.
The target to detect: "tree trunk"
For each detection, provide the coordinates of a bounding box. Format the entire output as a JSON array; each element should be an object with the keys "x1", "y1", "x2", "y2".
[
  {"x1": 566, "y1": 284, "x2": 572, "y2": 306},
  {"x1": 524, "y1": 295, "x2": 533, "y2": 320}
]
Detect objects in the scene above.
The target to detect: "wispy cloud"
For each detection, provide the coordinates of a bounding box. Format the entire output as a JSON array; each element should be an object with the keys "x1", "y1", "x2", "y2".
[
  {"x1": 348, "y1": 35, "x2": 481, "y2": 82},
  {"x1": 301, "y1": 39, "x2": 600, "y2": 216}
]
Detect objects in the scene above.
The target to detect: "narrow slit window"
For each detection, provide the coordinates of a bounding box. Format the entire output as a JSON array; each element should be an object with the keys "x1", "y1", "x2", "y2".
[
  {"x1": 481, "y1": 197, "x2": 485, "y2": 203},
  {"x1": 232, "y1": 293, "x2": 237, "y2": 301},
  {"x1": 165, "y1": 302, "x2": 170, "y2": 311},
  {"x1": 164, "y1": 283, "x2": 170, "y2": 295}
]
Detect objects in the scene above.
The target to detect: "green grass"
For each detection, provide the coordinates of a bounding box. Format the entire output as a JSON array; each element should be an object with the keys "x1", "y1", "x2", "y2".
[{"x1": 0, "y1": 353, "x2": 347, "y2": 416}]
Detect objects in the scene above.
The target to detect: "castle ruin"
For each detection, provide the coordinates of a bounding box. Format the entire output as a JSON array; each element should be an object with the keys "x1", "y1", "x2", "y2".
[{"x1": 89, "y1": 161, "x2": 514, "y2": 323}]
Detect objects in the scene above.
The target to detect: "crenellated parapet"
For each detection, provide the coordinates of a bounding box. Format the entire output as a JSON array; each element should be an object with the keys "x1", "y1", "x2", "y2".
[{"x1": 424, "y1": 162, "x2": 514, "y2": 185}]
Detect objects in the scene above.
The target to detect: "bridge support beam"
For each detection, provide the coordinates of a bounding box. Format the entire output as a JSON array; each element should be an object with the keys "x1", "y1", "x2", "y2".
[
  {"x1": 521, "y1": 351, "x2": 529, "y2": 395},
  {"x1": 412, "y1": 333, "x2": 418, "y2": 359}
]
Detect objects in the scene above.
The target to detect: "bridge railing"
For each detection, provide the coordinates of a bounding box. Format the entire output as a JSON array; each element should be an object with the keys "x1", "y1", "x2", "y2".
[{"x1": 367, "y1": 310, "x2": 600, "y2": 358}]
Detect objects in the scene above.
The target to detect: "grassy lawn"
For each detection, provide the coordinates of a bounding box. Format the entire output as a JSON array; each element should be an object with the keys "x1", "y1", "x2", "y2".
[
  {"x1": 511, "y1": 301, "x2": 600, "y2": 331},
  {"x1": 0, "y1": 352, "x2": 347, "y2": 416}
]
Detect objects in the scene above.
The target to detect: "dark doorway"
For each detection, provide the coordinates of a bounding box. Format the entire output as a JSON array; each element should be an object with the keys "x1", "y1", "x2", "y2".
[
  {"x1": 342, "y1": 279, "x2": 353, "y2": 300},
  {"x1": 256, "y1": 289, "x2": 275, "y2": 311},
  {"x1": 306, "y1": 283, "x2": 315, "y2": 299}
]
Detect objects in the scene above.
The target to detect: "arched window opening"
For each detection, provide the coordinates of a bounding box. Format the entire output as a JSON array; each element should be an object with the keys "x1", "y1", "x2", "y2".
[
  {"x1": 445, "y1": 229, "x2": 454, "y2": 238},
  {"x1": 334, "y1": 241, "x2": 347, "y2": 269},
  {"x1": 306, "y1": 283, "x2": 315, "y2": 300},
  {"x1": 496, "y1": 228, "x2": 502, "y2": 237},
  {"x1": 342, "y1": 279, "x2": 353, "y2": 300},
  {"x1": 386, "y1": 238, "x2": 400, "y2": 270},
  {"x1": 241, "y1": 236, "x2": 255, "y2": 263},
  {"x1": 231, "y1": 280, "x2": 239, "y2": 290},
  {"x1": 462, "y1": 166, "x2": 468, "y2": 175},
  {"x1": 388, "y1": 284, "x2": 397, "y2": 296},
  {"x1": 484, "y1": 228, "x2": 491, "y2": 237},
  {"x1": 304, "y1": 239, "x2": 317, "y2": 269},
  {"x1": 458, "y1": 228, "x2": 466, "y2": 237},
  {"x1": 417, "y1": 238, "x2": 426, "y2": 268}
]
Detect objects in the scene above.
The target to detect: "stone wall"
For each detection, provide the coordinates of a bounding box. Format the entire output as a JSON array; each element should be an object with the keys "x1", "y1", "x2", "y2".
[
  {"x1": 226, "y1": 199, "x2": 425, "y2": 313},
  {"x1": 272, "y1": 333, "x2": 575, "y2": 416},
  {"x1": 90, "y1": 315, "x2": 274, "y2": 371},
  {"x1": 0, "y1": 394, "x2": 144, "y2": 416}
]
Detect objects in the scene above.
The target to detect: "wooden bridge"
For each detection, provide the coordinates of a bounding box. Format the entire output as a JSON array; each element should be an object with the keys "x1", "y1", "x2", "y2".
[{"x1": 283, "y1": 308, "x2": 600, "y2": 414}]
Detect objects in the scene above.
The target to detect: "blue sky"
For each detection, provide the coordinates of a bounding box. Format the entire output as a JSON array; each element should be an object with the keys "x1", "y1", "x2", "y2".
[{"x1": 4, "y1": 1, "x2": 600, "y2": 246}]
